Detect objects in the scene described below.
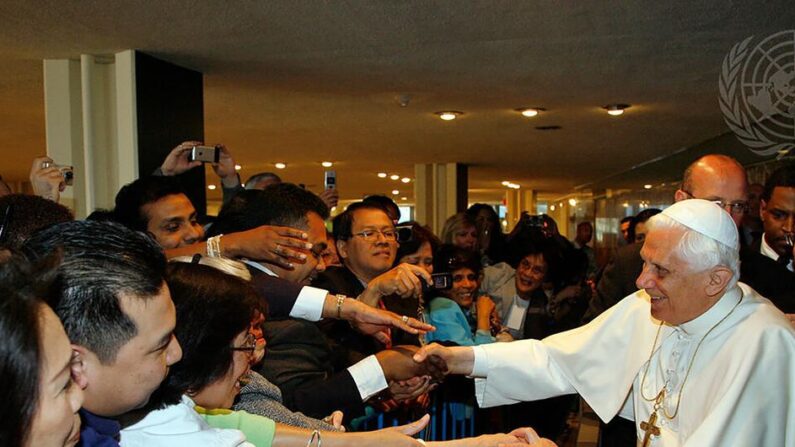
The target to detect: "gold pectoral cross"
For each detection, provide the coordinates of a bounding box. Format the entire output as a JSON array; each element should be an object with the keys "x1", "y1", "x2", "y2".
[
  {"x1": 640, "y1": 411, "x2": 661, "y2": 447},
  {"x1": 640, "y1": 390, "x2": 664, "y2": 447}
]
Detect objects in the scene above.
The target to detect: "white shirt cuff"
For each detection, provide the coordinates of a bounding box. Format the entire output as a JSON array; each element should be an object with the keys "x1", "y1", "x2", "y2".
[
  {"x1": 288, "y1": 286, "x2": 327, "y2": 322},
  {"x1": 469, "y1": 345, "x2": 489, "y2": 378},
  {"x1": 347, "y1": 355, "x2": 388, "y2": 401}
]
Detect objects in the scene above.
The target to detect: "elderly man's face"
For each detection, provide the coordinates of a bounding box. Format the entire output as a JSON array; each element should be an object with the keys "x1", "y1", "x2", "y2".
[{"x1": 636, "y1": 226, "x2": 714, "y2": 325}]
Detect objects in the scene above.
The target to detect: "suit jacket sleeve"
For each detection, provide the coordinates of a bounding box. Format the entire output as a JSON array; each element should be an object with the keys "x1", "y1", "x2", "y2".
[
  {"x1": 281, "y1": 371, "x2": 366, "y2": 419},
  {"x1": 250, "y1": 273, "x2": 303, "y2": 318}
]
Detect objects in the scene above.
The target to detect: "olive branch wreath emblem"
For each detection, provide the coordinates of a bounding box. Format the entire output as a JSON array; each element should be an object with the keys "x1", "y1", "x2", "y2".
[{"x1": 719, "y1": 34, "x2": 795, "y2": 157}]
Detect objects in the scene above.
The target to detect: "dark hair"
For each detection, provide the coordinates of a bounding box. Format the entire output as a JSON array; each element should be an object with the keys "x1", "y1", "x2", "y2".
[
  {"x1": 0, "y1": 194, "x2": 73, "y2": 250},
  {"x1": 434, "y1": 244, "x2": 482, "y2": 276},
  {"x1": 21, "y1": 220, "x2": 167, "y2": 363},
  {"x1": 332, "y1": 202, "x2": 390, "y2": 241},
  {"x1": 113, "y1": 176, "x2": 187, "y2": 232},
  {"x1": 362, "y1": 195, "x2": 401, "y2": 222},
  {"x1": 208, "y1": 183, "x2": 329, "y2": 237},
  {"x1": 466, "y1": 203, "x2": 499, "y2": 225},
  {"x1": 0, "y1": 256, "x2": 59, "y2": 447},
  {"x1": 628, "y1": 208, "x2": 662, "y2": 243},
  {"x1": 244, "y1": 172, "x2": 282, "y2": 190},
  {"x1": 762, "y1": 164, "x2": 795, "y2": 202},
  {"x1": 164, "y1": 262, "x2": 259, "y2": 396},
  {"x1": 620, "y1": 216, "x2": 634, "y2": 225},
  {"x1": 395, "y1": 222, "x2": 440, "y2": 265}
]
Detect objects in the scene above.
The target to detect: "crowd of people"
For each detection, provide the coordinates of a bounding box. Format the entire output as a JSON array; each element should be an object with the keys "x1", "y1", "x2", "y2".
[{"x1": 0, "y1": 144, "x2": 793, "y2": 447}]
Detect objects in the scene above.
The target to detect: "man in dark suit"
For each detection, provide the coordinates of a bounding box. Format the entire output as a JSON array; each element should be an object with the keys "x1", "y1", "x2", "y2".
[{"x1": 210, "y1": 185, "x2": 440, "y2": 418}]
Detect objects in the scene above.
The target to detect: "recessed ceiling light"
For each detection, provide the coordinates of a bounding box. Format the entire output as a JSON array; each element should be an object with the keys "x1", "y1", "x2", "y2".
[
  {"x1": 501, "y1": 181, "x2": 510, "y2": 186},
  {"x1": 401, "y1": 197, "x2": 407, "y2": 201},
  {"x1": 377, "y1": 172, "x2": 387, "y2": 178},
  {"x1": 644, "y1": 184, "x2": 653, "y2": 189},
  {"x1": 392, "y1": 190, "x2": 399, "y2": 195},
  {"x1": 274, "y1": 162, "x2": 286, "y2": 169},
  {"x1": 604, "y1": 104, "x2": 631, "y2": 116},
  {"x1": 550, "y1": 205, "x2": 556, "y2": 211},
  {"x1": 389, "y1": 174, "x2": 400, "y2": 180},
  {"x1": 622, "y1": 202, "x2": 629, "y2": 208},
  {"x1": 568, "y1": 198, "x2": 577, "y2": 206},
  {"x1": 515, "y1": 107, "x2": 545, "y2": 117},
  {"x1": 321, "y1": 161, "x2": 333, "y2": 167},
  {"x1": 234, "y1": 164, "x2": 242, "y2": 171},
  {"x1": 435, "y1": 111, "x2": 463, "y2": 121},
  {"x1": 207, "y1": 184, "x2": 217, "y2": 190},
  {"x1": 401, "y1": 177, "x2": 411, "y2": 183}
]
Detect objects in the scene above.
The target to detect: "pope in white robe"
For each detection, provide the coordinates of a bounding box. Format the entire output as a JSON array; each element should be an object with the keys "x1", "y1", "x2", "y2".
[{"x1": 415, "y1": 199, "x2": 795, "y2": 446}]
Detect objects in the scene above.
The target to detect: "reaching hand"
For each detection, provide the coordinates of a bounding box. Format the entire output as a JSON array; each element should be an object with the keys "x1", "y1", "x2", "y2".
[
  {"x1": 160, "y1": 141, "x2": 203, "y2": 176},
  {"x1": 376, "y1": 345, "x2": 447, "y2": 383},
  {"x1": 364, "y1": 263, "x2": 433, "y2": 304},
  {"x1": 322, "y1": 410, "x2": 345, "y2": 431},
  {"x1": 413, "y1": 343, "x2": 475, "y2": 376},
  {"x1": 221, "y1": 225, "x2": 311, "y2": 269},
  {"x1": 319, "y1": 188, "x2": 339, "y2": 209},
  {"x1": 388, "y1": 376, "x2": 435, "y2": 402},
  {"x1": 345, "y1": 299, "x2": 434, "y2": 341},
  {"x1": 29, "y1": 156, "x2": 66, "y2": 202}
]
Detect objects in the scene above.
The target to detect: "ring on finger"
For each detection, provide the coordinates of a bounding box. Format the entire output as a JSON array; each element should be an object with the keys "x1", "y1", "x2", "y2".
[{"x1": 401, "y1": 315, "x2": 409, "y2": 324}]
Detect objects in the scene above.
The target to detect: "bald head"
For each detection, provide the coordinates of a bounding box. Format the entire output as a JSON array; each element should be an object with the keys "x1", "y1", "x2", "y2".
[{"x1": 676, "y1": 154, "x2": 748, "y2": 227}]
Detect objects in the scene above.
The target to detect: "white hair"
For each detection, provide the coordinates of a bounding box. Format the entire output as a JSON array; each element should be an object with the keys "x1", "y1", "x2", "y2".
[
  {"x1": 169, "y1": 256, "x2": 252, "y2": 281},
  {"x1": 645, "y1": 213, "x2": 740, "y2": 288}
]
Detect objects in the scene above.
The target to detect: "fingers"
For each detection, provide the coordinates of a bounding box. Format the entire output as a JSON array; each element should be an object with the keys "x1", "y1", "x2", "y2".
[
  {"x1": 412, "y1": 343, "x2": 442, "y2": 363},
  {"x1": 271, "y1": 225, "x2": 310, "y2": 240},
  {"x1": 390, "y1": 313, "x2": 434, "y2": 335},
  {"x1": 372, "y1": 331, "x2": 391, "y2": 344},
  {"x1": 393, "y1": 414, "x2": 430, "y2": 436},
  {"x1": 508, "y1": 427, "x2": 541, "y2": 443}
]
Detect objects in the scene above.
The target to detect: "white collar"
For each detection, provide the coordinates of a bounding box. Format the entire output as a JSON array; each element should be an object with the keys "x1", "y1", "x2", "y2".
[
  {"x1": 678, "y1": 285, "x2": 742, "y2": 336},
  {"x1": 242, "y1": 260, "x2": 278, "y2": 277},
  {"x1": 760, "y1": 233, "x2": 793, "y2": 271}
]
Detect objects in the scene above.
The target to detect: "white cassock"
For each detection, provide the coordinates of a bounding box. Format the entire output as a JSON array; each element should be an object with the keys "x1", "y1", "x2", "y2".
[{"x1": 469, "y1": 282, "x2": 795, "y2": 446}]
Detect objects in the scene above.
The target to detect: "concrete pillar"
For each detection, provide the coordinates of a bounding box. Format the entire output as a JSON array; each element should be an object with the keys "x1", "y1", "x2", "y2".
[
  {"x1": 521, "y1": 189, "x2": 537, "y2": 215},
  {"x1": 504, "y1": 188, "x2": 520, "y2": 229},
  {"x1": 44, "y1": 50, "x2": 138, "y2": 217},
  {"x1": 414, "y1": 163, "x2": 467, "y2": 234}
]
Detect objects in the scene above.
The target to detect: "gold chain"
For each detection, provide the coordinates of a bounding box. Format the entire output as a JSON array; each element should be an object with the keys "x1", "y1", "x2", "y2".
[{"x1": 639, "y1": 296, "x2": 742, "y2": 420}]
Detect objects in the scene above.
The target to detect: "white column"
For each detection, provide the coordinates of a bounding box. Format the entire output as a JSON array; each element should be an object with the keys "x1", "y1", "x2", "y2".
[
  {"x1": 43, "y1": 51, "x2": 139, "y2": 218},
  {"x1": 414, "y1": 163, "x2": 466, "y2": 235}
]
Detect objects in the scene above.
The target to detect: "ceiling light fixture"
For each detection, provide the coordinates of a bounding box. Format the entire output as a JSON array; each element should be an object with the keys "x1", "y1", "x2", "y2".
[
  {"x1": 435, "y1": 111, "x2": 463, "y2": 121},
  {"x1": 401, "y1": 177, "x2": 411, "y2": 183},
  {"x1": 392, "y1": 190, "x2": 399, "y2": 195},
  {"x1": 390, "y1": 174, "x2": 400, "y2": 180},
  {"x1": 401, "y1": 197, "x2": 407, "y2": 201},
  {"x1": 568, "y1": 198, "x2": 577, "y2": 206},
  {"x1": 550, "y1": 205, "x2": 556, "y2": 211},
  {"x1": 501, "y1": 181, "x2": 510, "y2": 186},
  {"x1": 321, "y1": 161, "x2": 333, "y2": 167},
  {"x1": 234, "y1": 164, "x2": 242, "y2": 171},
  {"x1": 377, "y1": 172, "x2": 387, "y2": 178},
  {"x1": 207, "y1": 184, "x2": 217, "y2": 190},
  {"x1": 644, "y1": 184, "x2": 653, "y2": 189},
  {"x1": 274, "y1": 162, "x2": 286, "y2": 169},
  {"x1": 603, "y1": 103, "x2": 631, "y2": 116},
  {"x1": 516, "y1": 107, "x2": 545, "y2": 117}
]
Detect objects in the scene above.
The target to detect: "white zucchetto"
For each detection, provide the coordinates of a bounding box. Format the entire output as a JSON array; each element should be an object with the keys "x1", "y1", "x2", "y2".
[{"x1": 660, "y1": 199, "x2": 739, "y2": 250}]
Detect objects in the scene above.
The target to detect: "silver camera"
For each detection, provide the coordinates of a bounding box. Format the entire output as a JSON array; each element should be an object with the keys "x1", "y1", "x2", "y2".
[{"x1": 41, "y1": 161, "x2": 74, "y2": 186}]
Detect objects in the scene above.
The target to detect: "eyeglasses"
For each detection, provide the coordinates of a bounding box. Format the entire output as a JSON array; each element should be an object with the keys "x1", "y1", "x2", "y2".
[
  {"x1": 350, "y1": 228, "x2": 398, "y2": 242},
  {"x1": 680, "y1": 190, "x2": 748, "y2": 214},
  {"x1": 231, "y1": 334, "x2": 257, "y2": 356}
]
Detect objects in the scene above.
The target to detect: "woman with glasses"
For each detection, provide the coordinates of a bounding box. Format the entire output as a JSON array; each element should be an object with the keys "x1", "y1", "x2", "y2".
[
  {"x1": 121, "y1": 259, "x2": 544, "y2": 447},
  {"x1": 0, "y1": 259, "x2": 84, "y2": 447}
]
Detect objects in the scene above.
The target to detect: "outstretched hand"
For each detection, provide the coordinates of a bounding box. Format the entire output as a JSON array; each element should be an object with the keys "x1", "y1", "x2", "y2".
[
  {"x1": 413, "y1": 343, "x2": 475, "y2": 377},
  {"x1": 346, "y1": 299, "x2": 435, "y2": 341}
]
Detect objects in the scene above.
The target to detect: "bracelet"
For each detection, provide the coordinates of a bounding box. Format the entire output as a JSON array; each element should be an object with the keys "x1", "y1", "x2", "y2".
[
  {"x1": 335, "y1": 294, "x2": 346, "y2": 319},
  {"x1": 306, "y1": 429, "x2": 321, "y2": 447},
  {"x1": 417, "y1": 440, "x2": 426, "y2": 445},
  {"x1": 206, "y1": 234, "x2": 223, "y2": 258}
]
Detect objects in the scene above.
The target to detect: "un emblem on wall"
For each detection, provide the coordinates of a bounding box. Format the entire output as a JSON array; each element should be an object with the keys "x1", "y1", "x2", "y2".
[{"x1": 720, "y1": 31, "x2": 795, "y2": 157}]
